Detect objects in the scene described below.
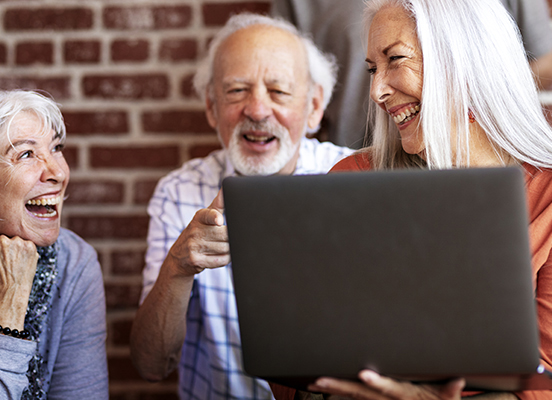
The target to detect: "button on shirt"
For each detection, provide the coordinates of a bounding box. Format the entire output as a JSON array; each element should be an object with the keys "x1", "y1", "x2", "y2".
[{"x1": 141, "y1": 138, "x2": 353, "y2": 400}]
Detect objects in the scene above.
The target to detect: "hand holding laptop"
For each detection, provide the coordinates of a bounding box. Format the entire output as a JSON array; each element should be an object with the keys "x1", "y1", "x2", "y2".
[{"x1": 308, "y1": 371, "x2": 466, "y2": 400}]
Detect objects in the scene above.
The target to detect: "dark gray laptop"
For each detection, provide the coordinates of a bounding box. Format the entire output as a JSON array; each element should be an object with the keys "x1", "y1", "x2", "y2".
[{"x1": 222, "y1": 167, "x2": 552, "y2": 391}]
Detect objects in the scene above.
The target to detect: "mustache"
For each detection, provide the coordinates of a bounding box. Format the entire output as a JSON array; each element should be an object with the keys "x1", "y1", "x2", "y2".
[{"x1": 234, "y1": 119, "x2": 288, "y2": 138}]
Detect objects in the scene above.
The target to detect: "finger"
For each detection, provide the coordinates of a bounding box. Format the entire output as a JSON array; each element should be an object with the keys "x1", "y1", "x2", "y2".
[
  {"x1": 208, "y1": 189, "x2": 225, "y2": 214},
  {"x1": 309, "y1": 377, "x2": 387, "y2": 400},
  {"x1": 438, "y1": 378, "x2": 465, "y2": 399}
]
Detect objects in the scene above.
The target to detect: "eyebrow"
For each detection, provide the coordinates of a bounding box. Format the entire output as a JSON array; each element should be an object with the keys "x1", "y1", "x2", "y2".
[
  {"x1": 365, "y1": 40, "x2": 405, "y2": 64},
  {"x1": 4, "y1": 132, "x2": 63, "y2": 156}
]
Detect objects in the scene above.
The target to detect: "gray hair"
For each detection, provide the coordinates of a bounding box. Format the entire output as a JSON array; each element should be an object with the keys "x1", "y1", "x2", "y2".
[
  {"x1": 364, "y1": 0, "x2": 552, "y2": 170},
  {"x1": 0, "y1": 90, "x2": 65, "y2": 144},
  {"x1": 193, "y1": 12, "x2": 338, "y2": 110}
]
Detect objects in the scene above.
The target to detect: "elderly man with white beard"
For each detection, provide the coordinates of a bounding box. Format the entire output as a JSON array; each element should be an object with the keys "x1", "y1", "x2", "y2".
[{"x1": 130, "y1": 12, "x2": 353, "y2": 400}]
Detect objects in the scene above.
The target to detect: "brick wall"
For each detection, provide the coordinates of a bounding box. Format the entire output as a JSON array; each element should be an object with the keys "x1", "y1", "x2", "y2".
[
  {"x1": 1, "y1": 1, "x2": 552, "y2": 399},
  {"x1": 0, "y1": 1, "x2": 269, "y2": 398}
]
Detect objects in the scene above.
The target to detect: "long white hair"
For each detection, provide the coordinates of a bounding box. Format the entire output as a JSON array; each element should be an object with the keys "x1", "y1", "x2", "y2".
[
  {"x1": 193, "y1": 12, "x2": 338, "y2": 111},
  {"x1": 364, "y1": 0, "x2": 552, "y2": 170}
]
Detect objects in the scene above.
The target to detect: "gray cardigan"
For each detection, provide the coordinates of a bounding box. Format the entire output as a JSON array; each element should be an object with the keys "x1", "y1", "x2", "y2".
[{"x1": 0, "y1": 228, "x2": 108, "y2": 399}]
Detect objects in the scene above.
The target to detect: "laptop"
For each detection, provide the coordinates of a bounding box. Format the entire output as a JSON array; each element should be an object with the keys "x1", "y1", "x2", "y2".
[{"x1": 222, "y1": 166, "x2": 552, "y2": 391}]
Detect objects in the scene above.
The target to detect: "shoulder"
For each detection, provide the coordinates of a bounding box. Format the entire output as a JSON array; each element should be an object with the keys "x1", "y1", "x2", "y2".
[
  {"x1": 330, "y1": 150, "x2": 372, "y2": 172},
  {"x1": 157, "y1": 149, "x2": 227, "y2": 190},
  {"x1": 298, "y1": 138, "x2": 354, "y2": 174},
  {"x1": 56, "y1": 228, "x2": 102, "y2": 283}
]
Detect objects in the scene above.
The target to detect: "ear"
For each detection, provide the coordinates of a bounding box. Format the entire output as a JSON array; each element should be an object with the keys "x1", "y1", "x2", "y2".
[
  {"x1": 307, "y1": 84, "x2": 325, "y2": 130},
  {"x1": 205, "y1": 88, "x2": 218, "y2": 129}
]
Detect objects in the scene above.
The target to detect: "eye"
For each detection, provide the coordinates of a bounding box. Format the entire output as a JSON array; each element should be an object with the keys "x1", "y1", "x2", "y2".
[
  {"x1": 53, "y1": 143, "x2": 65, "y2": 153},
  {"x1": 18, "y1": 150, "x2": 32, "y2": 160},
  {"x1": 390, "y1": 55, "x2": 404, "y2": 61},
  {"x1": 367, "y1": 67, "x2": 377, "y2": 75}
]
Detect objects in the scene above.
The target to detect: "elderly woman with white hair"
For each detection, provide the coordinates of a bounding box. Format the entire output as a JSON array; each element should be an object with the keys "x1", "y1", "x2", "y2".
[
  {"x1": 0, "y1": 90, "x2": 108, "y2": 399},
  {"x1": 270, "y1": 0, "x2": 552, "y2": 399}
]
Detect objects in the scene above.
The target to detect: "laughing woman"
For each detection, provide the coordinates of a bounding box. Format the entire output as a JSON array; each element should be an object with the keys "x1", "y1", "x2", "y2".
[{"x1": 0, "y1": 90, "x2": 108, "y2": 399}]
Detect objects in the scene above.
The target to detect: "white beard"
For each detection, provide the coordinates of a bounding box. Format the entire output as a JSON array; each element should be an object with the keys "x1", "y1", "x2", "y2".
[{"x1": 224, "y1": 119, "x2": 301, "y2": 176}]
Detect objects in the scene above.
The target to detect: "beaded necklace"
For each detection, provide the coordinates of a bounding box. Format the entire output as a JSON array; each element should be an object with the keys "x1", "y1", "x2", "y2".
[{"x1": 21, "y1": 243, "x2": 58, "y2": 400}]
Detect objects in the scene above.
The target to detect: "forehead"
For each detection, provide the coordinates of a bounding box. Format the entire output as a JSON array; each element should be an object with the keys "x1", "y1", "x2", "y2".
[
  {"x1": 368, "y1": 5, "x2": 418, "y2": 55},
  {"x1": 1, "y1": 111, "x2": 51, "y2": 145},
  {"x1": 213, "y1": 24, "x2": 309, "y2": 85}
]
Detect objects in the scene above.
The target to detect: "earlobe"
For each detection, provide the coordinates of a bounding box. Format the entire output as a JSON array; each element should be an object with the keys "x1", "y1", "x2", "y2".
[
  {"x1": 205, "y1": 89, "x2": 219, "y2": 129},
  {"x1": 307, "y1": 84, "x2": 325, "y2": 130}
]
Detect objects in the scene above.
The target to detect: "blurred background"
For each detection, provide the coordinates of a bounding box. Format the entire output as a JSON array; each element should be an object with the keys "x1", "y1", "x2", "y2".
[{"x1": 0, "y1": 0, "x2": 550, "y2": 398}]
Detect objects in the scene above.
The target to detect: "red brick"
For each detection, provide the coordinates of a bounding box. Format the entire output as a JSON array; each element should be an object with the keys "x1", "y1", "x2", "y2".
[
  {"x1": 16, "y1": 42, "x2": 53, "y2": 65},
  {"x1": 62, "y1": 145, "x2": 78, "y2": 169},
  {"x1": 90, "y1": 145, "x2": 180, "y2": 169},
  {"x1": 108, "y1": 318, "x2": 133, "y2": 346},
  {"x1": 63, "y1": 110, "x2": 129, "y2": 135},
  {"x1": 5, "y1": 8, "x2": 93, "y2": 31},
  {"x1": 111, "y1": 39, "x2": 149, "y2": 62},
  {"x1": 159, "y1": 39, "x2": 197, "y2": 62},
  {"x1": 142, "y1": 110, "x2": 213, "y2": 134},
  {"x1": 180, "y1": 74, "x2": 196, "y2": 98},
  {"x1": 189, "y1": 143, "x2": 222, "y2": 159},
  {"x1": 103, "y1": 6, "x2": 192, "y2": 30},
  {"x1": 105, "y1": 282, "x2": 142, "y2": 310},
  {"x1": 202, "y1": 2, "x2": 271, "y2": 26},
  {"x1": 65, "y1": 180, "x2": 124, "y2": 204},
  {"x1": 0, "y1": 43, "x2": 7, "y2": 64},
  {"x1": 64, "y1": 40, "x2": 100, "y2": 63},
  {"x1": 111, "y1": 249, "x2": 146, "y2": 276},
  {"x1": 67, "y1": 215, "x2": 149, "y2": 239},
  {"x1": 0, "y1": 77, "x2": 71, "y2": 99},
  {"x1": 83, "y1": 74, "x2": 169, "y2": 99},
  {"x1": 134, "y1": 179, "x2": 159, "y2": 205}
]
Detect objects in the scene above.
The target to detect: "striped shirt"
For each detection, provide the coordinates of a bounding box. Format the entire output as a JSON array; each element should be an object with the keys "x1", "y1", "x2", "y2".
[{"x1": 141, "y1": 138, "x2": 353, "y2": 400}]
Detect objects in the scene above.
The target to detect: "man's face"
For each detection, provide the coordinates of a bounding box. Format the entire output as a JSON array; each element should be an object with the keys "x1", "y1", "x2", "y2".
[{"x1": 206, "y1": 24, "x2": 324, "y2": 176}]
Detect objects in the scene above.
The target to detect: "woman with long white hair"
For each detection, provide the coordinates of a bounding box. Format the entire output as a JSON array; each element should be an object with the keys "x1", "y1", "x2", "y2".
[{"x1": 270, "y1": 0, "x2": 552, "y2": 399}]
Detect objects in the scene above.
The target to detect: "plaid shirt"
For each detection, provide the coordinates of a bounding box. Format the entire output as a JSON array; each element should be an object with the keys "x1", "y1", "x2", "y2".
[{"x1": 141, "y1": 138, "x2": 353, "y2": 400}]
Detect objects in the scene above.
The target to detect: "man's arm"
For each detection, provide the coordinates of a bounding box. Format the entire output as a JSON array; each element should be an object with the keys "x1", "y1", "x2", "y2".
[{"x1": 130, "y1": 191, "x2": 229, "y2": 381}]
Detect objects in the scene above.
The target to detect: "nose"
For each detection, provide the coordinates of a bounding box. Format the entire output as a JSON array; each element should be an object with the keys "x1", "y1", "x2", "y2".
[
  {"x1": 243, "y1": 88, "x2": 272, "y2": 122},
  {"x1": 41, "y1": 154, "x2": 68, "y2": 184},
  {"x1": 370, "y1": 70, "x2": 393, "y2": 105}
]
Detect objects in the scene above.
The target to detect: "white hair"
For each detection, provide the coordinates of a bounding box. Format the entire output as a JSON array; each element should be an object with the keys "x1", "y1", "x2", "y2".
[
  {"x1": 0, "y1": 89, "x2": 65, "y2": 144},
  {"x1": 364, "y1": 0, "x2": 552, "y2": 170},
  {"x1": 193, "y1": 12, "x2": 338, "y2": 110}
]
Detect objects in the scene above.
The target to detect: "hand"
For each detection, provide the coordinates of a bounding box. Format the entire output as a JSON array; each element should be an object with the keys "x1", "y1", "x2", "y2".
[
  {"x1": 308, "y1": 370, "x2": 465, "y2": 400},
  {"x1": 0, "y1": 235, "x2": 39, "y2": 330},
  {"x1": 167, "y1": 189, "x2": 230, "y2": 276}
]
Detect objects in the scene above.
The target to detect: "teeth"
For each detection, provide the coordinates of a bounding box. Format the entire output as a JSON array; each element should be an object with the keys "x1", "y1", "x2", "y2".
[
  {"x1": 30, "y1": 209, "x2": 57, "y2": 218},
  {"x1": 393, "y1": 105, "x2": 420, "y2": 124},
  {"x1": 26, "y1": 196, "x2": 61, "y2": 206},
  {"x1": 245, "y1": 135, "x2": 272, "y2": 142}
]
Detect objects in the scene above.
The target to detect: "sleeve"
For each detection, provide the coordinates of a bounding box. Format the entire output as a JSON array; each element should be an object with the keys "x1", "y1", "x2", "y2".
[
  {"x1": 140, "y1": 180, "x2": 189, "y2": 303},
  {"x1": 505, "y1": 0, "x2": 552, "y2": 59},
  {"x1": 0, "y1": 335, "x2": 36, "y2": 399},
  {"x1": 47, "y1": 245, "x2": 108, "y2": 400},
  {"x1": 329, "y1": 152, "x2": 370, "y2": 172}
]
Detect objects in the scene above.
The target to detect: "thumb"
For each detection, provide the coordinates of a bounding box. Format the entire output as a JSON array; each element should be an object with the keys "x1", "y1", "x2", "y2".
[
  {"x1": 206, "y1": 189, "x2": 225, "y2": 226},
  {"x1": 208, "y1": 189, "x2": 225, "y2": 213}
]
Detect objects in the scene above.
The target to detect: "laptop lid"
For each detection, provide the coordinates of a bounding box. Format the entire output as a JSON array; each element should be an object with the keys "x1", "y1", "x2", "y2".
[{"x1": 223, "y1": 167, "x2": 549, "y2": 391}]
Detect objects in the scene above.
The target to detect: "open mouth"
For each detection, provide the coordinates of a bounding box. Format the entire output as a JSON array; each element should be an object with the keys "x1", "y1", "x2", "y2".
[
  {"x1": 392, "y1": 104, "x2": 420, "y2": 125},
  {"x1": 25, "y1": 195, "x2": 61, "y2": 218},
  {"x1": 243, "y1": 134, "x2": 277, "y2": 144}
]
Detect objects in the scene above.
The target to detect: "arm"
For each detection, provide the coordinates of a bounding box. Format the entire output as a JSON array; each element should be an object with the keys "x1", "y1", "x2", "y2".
[
  {"x1": 0, "y1": 235, "x2": 39, "y2": 399},
  {"x1": 130, "y1": 190, "x2": 230, "y2": 381}
]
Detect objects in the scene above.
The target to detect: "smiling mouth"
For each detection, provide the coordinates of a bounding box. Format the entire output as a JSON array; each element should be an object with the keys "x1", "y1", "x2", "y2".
[
  {"x1": 244, "y1": 134, "x2": 277, "y2": 144},
  {"x1": 26, "y1": 195, "x2": 62, "y2": 218},
  {"x1": 392, "y1": 105, "x2": 420, "y2": 125}
]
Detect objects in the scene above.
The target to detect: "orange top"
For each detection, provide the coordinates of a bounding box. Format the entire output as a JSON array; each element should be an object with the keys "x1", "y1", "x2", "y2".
[{"x1": 271, "y1": 152, "x2": 552, "y2": 400}]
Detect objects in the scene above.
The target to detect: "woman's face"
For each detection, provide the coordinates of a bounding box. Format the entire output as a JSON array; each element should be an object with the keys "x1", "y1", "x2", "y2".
[
  {"x1": 0, "y1": 112, "x2": 69, "y2": 247},
  {"x1": 366, "y1": 5, "x2": 424, "y2": 155}
]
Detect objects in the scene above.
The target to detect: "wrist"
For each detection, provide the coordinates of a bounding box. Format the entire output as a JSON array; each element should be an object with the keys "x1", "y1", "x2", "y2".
[{"x1": 0, "y1": 325, "x2": 31, "y2": 340}]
